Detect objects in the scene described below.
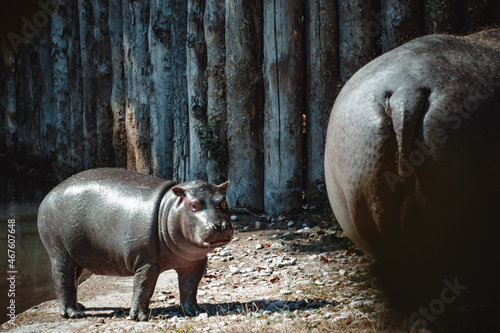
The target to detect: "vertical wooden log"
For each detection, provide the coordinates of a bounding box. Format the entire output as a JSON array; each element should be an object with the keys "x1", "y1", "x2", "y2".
[
  {"x1": 78, "y1": 0, "x2": 97, "y2": 168},
  {"x1": 149, "y1": 0, "x2": 172, "y2": 178},
  {"x1": 122, "y1": 0, "x2": 152, "y2": 174},
  {"x1": 381, "y1": 0, "x2": 422, "y2": 52},
  {"x1": 51, "y1": 1, "x2": 71, "y2": 165},
  {"x1": 122, "y1": 0, "x2": 135, "y2": 171},
  {"x1": 68, "y1": 1, "x2": 83, "y2": 170},
  {"x1": 306, "y1": 0, "x2": 338, "y2": 186},
  {"x1": 15, "y1": 51, "x2": 29, "y2": 156},
  {"x1": 39, "y1": 26, "x2": 56, "y2": 161},
  {"x1": 93, "y1": 0, "x2": 114, "y2": 167},
  {"x1": 424, "y1": 0, "x2": 460, "y2": 34},
  {"x1": 225, "y1": 0, "x2": 264, "y2": 210},
  {"x1": 338, "y1": 0, "x2": 376, "y2": 82},
  {"x1": 18, "y1": 43, "x2": 42, "y2": 158},
  {"x1": 463, "y1": 0, "x2": 500, "y2": 32},
  {"x1": 187, "y1": 0, "x2": 207, "y2": 180},
  {"x1": 5, "y1": 57, "x2": 18, "y2": 152},
  {"x1": 173, "y1": 102, "x2": 190, "y2": 182},
  {"x1": 166, "y1": 0, "x2": 189, "y2": 182},
  {"x1": 263, "y1": 0, "x2": 305, "y2": 214},
  {"x1": 109, "y1": 0, "x2": 127, "y2": 168},
  {"x1": 204, "y1": 0, "x2": 227, "y2": 184},
  {"x1": 149, "y1": 0, "x2": 188, "y2": 180}
]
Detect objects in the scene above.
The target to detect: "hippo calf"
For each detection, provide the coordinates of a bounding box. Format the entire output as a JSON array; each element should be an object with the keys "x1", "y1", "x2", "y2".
[{"x1": 38, "y1": 168, "x2": 233, "y2": 321}]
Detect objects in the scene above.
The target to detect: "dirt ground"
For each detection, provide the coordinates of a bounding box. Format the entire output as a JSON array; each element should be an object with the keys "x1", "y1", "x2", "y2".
[{"x1": 0, "y1": 214, "x2": 408, "y2": 332}]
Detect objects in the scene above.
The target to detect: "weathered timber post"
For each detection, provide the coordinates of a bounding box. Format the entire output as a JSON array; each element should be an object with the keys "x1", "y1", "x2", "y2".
[
  {"x1": 51, "y1": 3, "x2": 71, "y2": 165},
  {"x1": 225, "y1": 0, "x2": 264, "y2": 210},
  {"x1": 338, "y1": 0, "x2": 377, "y2": 82},
  {"x1": 263, "y1": 0, "x2": 305, "y2": 214},
  {"x1": 93, "y1": 0, "x2": 114, "y2": 167},
  {"x1": 170, "y1": 2, "x2": 190, "y2": 183},
  {"x1": 381, "y1": 0, "x2": 422, "y2": 52},
  {"x1": 187, "y1": 0, "x2": 207, "y2": 180},
  {"x1": 306, "y1": 0, "x2": 339, "y2": 186},
  {"x1": 122, "y1": 0, "x2": 153, "y2": 174},
  {"x1": 109, "y1": 0, "x2": 127, "y2": 169},
  {"x1": 148, "y1": 0, "x2": 185, "y2": 179},
  {"x1": 78, "y1": 0, "x2": 98, "y2": 168},
  {"x1": 424, "y1": 0, "x2": 460, "y2": 34},
  {"x1": 204, "y1": 0, "x2": 228, "y2": 184},
  {"x1": 463, "y1": 0, "x2": 500, "y2": 32}
]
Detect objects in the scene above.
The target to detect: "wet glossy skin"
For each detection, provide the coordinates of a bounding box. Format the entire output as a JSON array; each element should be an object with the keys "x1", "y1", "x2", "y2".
[{"x1": 38, "y1": 168, "x2": 233, "y2": 321}]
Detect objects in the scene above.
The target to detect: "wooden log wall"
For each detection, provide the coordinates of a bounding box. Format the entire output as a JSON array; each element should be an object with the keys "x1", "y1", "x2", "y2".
[{"x1": 1, "y1": 0, "x2": 499, "y2": 214}]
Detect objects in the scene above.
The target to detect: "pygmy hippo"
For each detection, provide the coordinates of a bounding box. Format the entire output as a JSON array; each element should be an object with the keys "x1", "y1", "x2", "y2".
[{"x1": 38, "y1": 168, "x2": 234, "y2": 321}]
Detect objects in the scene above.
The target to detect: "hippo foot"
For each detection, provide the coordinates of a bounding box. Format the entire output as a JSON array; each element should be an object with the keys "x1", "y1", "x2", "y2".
[
  {"x1": 128, "y1": 309, "x2": 150, "y2": 321},
  {"x1": 61, "y1": 306, "x2": 86, "y2": 319},
  {"x1": 181, "y1": 302, "x2": 200, "y2": 316}
]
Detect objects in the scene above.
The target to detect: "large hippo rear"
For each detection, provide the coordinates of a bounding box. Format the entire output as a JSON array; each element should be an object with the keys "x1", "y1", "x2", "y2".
[
  {"x1": 38, "y1": 168, "x2": 233, "y2": 321},
  {"x1": 325, "y1": 29, "x2": 500, "y2": 328}
]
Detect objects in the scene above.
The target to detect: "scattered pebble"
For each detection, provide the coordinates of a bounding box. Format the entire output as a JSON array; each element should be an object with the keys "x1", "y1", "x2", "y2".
[{"x1": 229, "y1": 266, "x2": 241, "y2": 274}]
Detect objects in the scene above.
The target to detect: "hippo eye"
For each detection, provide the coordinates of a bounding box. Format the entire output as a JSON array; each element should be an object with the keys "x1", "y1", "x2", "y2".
[{"x1": 189, "y1": 201, "x2": 203, "y2": 212}]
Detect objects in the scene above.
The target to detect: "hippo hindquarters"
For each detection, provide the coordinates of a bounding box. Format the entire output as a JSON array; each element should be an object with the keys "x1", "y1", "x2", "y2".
[{"x1": 325, "y1": 30, "x2": 500, "y2": 314}]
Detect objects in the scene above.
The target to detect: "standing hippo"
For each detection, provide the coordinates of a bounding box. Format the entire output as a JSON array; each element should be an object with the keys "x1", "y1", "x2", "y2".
[
  {"x1": 38, "y1": 168, "x2": 233, "y2": 321},
  {"x1": 325, "y1": 28, "x2": 500, "y2": 320}
]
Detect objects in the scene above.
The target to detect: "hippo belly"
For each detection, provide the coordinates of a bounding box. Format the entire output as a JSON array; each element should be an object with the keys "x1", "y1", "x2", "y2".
[{"x1": 324, "y1": 29, "x2": 500, "y2": 315}]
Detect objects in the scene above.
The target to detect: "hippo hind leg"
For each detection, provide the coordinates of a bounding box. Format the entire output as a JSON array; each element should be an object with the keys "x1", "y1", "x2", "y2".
[{"x1": 51, "y1": 258, "x2": 86, "y2": 319}]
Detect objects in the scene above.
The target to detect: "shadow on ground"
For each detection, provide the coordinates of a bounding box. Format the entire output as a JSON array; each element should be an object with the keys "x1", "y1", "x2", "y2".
[{"x1": 81, "y1": 298, "x2": 338, "y2": 320}]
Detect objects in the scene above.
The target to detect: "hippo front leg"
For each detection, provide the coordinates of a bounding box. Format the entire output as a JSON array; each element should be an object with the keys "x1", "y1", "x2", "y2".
[
  {"x1": 129, "y1": 264, "x2": 160, "y2": 321},
  {"x1": 176, "y1": 257, "x2": 207, "y2": 316}
]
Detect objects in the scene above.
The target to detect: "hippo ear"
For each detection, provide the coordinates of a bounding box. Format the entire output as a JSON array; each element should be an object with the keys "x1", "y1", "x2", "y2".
[
  {"x1": 172, "y1": 187, "x2": 186, "y2": 198},
  {"x1": 217, "y1": 181, "x2": 230, "y2": 194}
]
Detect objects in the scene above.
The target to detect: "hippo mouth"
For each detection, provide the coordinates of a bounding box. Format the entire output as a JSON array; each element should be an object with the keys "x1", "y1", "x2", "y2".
[{"x1": 199, "y1": 238, "x2": 232, "y2": 248}]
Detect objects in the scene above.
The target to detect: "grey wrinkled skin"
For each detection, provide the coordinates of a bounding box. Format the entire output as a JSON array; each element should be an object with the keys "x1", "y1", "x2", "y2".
[
  {"x1": 38, "y1": 168, "x2": 233, "y2": 321},
  {"x1": 325, "y1": 29, "x2": 500, "y2": 308}
]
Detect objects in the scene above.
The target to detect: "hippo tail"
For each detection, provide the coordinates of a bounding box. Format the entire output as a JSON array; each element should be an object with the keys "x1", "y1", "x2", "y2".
[{"x1": 384, "y1": 87, "x2": 431, "y2": 176}]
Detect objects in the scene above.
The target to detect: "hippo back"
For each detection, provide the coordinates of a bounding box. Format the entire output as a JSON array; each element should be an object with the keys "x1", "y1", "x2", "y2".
[{"x1": 38, "y1": 168, "x2": 177, "y2": 275}]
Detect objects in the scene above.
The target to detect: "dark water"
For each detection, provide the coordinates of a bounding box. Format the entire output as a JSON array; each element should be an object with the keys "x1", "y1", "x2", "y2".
[{"x1": 0, "y1": 200, "x2": 54, "y2": 324}]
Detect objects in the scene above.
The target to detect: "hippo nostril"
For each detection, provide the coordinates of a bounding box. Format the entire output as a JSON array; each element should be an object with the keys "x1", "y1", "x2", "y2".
[{"x1": 212, "y1": 221, "x2": 231, "y2": 232}]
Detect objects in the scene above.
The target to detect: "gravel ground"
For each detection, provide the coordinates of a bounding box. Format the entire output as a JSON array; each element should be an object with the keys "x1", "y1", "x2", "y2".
[{"x1": 1, "y1": 214, "x2": 407, "y2": 332}]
